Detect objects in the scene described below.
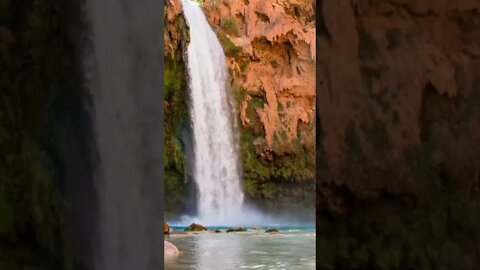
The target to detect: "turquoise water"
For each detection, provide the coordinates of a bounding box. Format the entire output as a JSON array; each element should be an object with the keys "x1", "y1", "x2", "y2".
[
  {"x1": 170, "y1": 225, "x2": 315, "y2": 232},
  {"x1": 165, "y1": 227, "x2": 315, "y2": 270},
  {"x1": 170, "y1": 226, "x2": 315, "y2": 231}
]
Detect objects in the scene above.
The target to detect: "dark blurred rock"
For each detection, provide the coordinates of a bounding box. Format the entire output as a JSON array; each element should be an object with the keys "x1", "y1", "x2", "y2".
[
  {"x1": 184, "y1": 223, "x2": 208, "y2": 232},
  {"x1": 226, "y1": 227, "x2": 247, "y2": 233}
]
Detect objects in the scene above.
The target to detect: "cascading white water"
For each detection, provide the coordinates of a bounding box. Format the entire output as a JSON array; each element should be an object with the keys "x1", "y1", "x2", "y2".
[
  {"x1": 182, "y1": 0, "x2": 245, "y2": 226},
  {"x1": 85, "y1": 0, "x2": 164, "y2": 269}
]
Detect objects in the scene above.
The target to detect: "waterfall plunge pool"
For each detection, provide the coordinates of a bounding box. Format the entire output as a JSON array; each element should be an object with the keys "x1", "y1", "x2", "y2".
[{"x1": 165, "y1": 227, "x2": 315, "y2": 270}]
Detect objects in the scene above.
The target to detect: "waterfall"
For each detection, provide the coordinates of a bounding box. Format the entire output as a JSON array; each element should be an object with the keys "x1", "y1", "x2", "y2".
[
  {"x1": 85, "y1": 0, "x2": 164, "y2": 269},
  {"x1": 182, "y1": 0, "x2": 246, "y2": 226}
]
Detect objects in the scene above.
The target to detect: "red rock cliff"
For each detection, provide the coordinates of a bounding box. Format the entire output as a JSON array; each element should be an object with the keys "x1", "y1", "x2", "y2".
[
  {"x1": 204, "y1": 0, "x2": 316, "y2": 153},
  {"x1": 202, "y1": 0, "x2": 316, "y2": 208}
]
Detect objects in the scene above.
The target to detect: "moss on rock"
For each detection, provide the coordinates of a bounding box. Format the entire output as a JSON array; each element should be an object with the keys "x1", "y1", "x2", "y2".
[{"x1": 0, "y1": 0, "x2": 86, "y2": 268}]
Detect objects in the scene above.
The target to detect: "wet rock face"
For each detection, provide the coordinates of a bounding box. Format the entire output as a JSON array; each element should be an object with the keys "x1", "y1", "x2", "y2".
[
  {"x1": 193, "y1": 0, "x2": 315, "y2": 210},
  {"x1": 164, "y1": 0, "x2": 196, "y2": 219},
  {"x1": 317, "y1": 0, "x2": 480, "y2": 268}
]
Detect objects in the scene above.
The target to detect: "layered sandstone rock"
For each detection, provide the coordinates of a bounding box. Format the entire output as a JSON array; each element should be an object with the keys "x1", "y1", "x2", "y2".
[{"x1": 203, "y1": 0, "x2": 316, "y2": 162}]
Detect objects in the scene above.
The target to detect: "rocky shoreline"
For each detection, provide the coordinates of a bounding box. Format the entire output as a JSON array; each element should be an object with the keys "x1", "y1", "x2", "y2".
[{"x1": 164, "y1": 223, "x2": 284, "y2": 235}]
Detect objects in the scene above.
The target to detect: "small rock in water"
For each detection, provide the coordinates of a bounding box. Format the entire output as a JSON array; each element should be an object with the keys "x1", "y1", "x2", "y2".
[
  {"x1": 164, "y1": 223, "x2": 170, "y2": 235},
  {"x1": 184, "y1": 223, "x2": 208, "y2": 232},
  {"x1": 164, "y1": 241, "x2": 179, "y2": 257},
  {"x1": 265, "y1": 228, "x2": 279, "y2": 233},
  {"x1": 226, "y1": 227, "x2": 247, "y2": 233},
  {"x1": 214, "y1": 230, "x2": 222, "y2": 233}
]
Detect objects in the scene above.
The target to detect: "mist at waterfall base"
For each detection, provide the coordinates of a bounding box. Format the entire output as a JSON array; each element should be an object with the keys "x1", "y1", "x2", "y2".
[
  {"x1": 171, "y1": 207, "x2": 315, "y2": 228},
  {"x1": 168, "y1": 0, "x2": 314, "y2": 228}
]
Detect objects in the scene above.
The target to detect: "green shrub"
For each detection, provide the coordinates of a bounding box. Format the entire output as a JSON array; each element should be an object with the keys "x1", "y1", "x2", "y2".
[
  {"x1": 220, "y1": 17, "x2": 239, "y2": 36},
  {"x1": 232, "y1": 84, "x2": 246, "y2": 104},
  {"x1": 239, "y1": 126, "x2": 314, "y2": 194},
  {"x1": 244, "y1": 178, "x2": 260, "y2": 197},
  {"x1": 262, "y1": 183, "x2": 278, "y2": 199},
  {"x1": 240, "y1": 60, "x2": 250, "y2": 72},
  {"x1": 217, "y1": 33, "x2": 242, "y2": 57},
  {"x1": 164, "y1": 59, "x2": 186, "y2": 101},
  {"x1": 164, "y1": 55, "x2": 192, "y2": 216},
  {"x1": 250, "y1": 97, "x2": 265, "y2": 109}
]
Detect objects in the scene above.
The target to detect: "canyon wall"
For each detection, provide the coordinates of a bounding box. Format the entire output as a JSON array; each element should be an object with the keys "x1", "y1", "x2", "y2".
[
  {"x1": 164, "y1": 0, "x2": 316, "y2": 218},
  {"x1": 202, "y1": 0, "x2": 316, "y2": 212},
  {"x1": 317, "y1": 0, "x2": 480, "y2": 268}
]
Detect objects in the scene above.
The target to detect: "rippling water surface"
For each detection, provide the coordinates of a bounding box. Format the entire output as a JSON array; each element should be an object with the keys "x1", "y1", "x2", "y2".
[{"x1": 165, "y1": 227, "x2": 315, "y2": 270}]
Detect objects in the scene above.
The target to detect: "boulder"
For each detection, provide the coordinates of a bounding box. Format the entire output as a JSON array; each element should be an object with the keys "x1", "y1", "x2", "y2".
[
  {"x1": 214, "y1": 230, "x2": 222, "y2": 233},
  {"x1": 265, "y1": 228, "x2": 279, "y2": 233},
  {"x1": 226, "y1": 227, "x2": 247, "y2": 233},
  {"x1": 164, "y1": 240, "x2": 179, "y2": 257},
  {"x1": 184, "y1": 223, "x2": 208, "y2": 232},
  {"x1": 164, "y1": 223, "x2": 170, "y2": 234}
]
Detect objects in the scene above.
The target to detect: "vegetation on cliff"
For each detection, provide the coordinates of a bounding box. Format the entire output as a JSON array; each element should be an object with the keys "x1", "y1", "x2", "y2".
[
  {"x1": 164, "y1": 57, "x2": 193, "y2": 218},
  {"x1": 164, "y1": 3, "x2": 195, "y2": 219},
  {"x1": 234, "y1": 84, "x2": 315, "y2": 201},
  {"x1": 209, "y1": 1, "x2": 316, "y2": 204},
  {"x1": 0, "y1": 0, "x2": 86, "y2": 268}
]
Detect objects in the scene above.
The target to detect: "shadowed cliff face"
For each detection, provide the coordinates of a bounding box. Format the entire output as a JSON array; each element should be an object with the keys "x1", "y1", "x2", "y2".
[
  {"x1": 0, "y1": 0, "x2": 99, "y2": 269},
  {"x1": 317, "y1": 0, "x2": 480, "y2": 269}
]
